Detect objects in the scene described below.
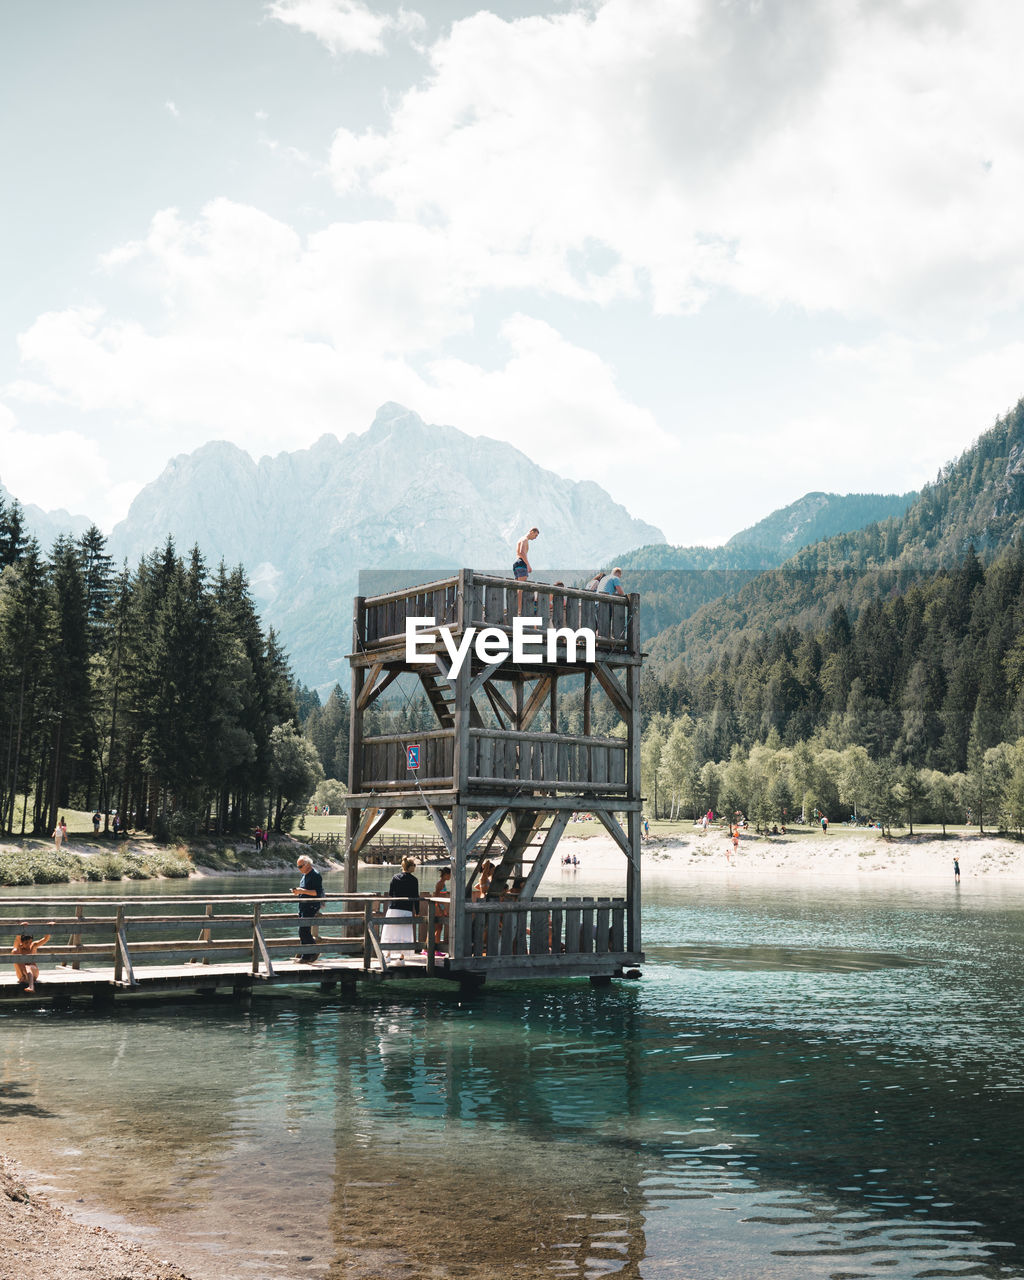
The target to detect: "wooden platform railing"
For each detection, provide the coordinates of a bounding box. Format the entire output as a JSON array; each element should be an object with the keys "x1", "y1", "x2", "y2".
[
  {"x1": 468, "y1": 729, "x2": 628, "y2": 792},
  {"x1": 465, "y1": 898, "x2": 627, "y2": 960},
  {"x1": 0, "y1": 894, "x2": 451, "y2": 985},
  {"x1": 361, "y1": 729, "x2": 456, "y2": 790},
  {"x1": 359, "y1": 727, "x2": 628, "y2": 794},
  {"x1": 357, "y1": 572, "x2": 634, "y2": 652}
]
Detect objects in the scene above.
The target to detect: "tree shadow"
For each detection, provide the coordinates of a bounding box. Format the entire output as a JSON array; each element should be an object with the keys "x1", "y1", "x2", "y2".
[{"x1": 0, "y1": 1080, "x2": 59, "y2": 1121}]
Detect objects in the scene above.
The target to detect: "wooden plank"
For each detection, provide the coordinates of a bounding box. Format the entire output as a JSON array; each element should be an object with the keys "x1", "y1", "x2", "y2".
[
  {"x1": 564, "y1": 908, "x2": 581, "y2": 955},
  {"x1": 595, "y1": 906, "x2": 610, "y2": 954},
  {"x1": 580, "y1": 908, "x2": 594, "y2": 954},
  {"x1": 529, "y1": 908, "x2": 549, "y2": 955},
  {"x1": 610, "y1": 908, "x2": 625, "y2": 953}
]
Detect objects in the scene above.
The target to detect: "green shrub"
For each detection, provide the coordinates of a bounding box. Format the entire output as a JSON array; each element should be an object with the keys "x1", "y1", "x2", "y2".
[
  {"x1": 0, "y1": 857, "x2": 34, "y2": 886},
  {"x1": 152, "y1": 851, "x2": 192, "y2": 878}
]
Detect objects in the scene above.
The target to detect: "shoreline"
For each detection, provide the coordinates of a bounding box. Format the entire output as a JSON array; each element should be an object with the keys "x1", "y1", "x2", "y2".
[
  {"x1": 0, "y1": 1153, "x2": 191, "y2": 1280},
  {"x1": 548, "y1": 828, "x2": 1024, "y2": 884}
]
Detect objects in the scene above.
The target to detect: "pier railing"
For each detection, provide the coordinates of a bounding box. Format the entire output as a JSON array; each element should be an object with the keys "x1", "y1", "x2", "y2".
[
  {"x1": 464, "y1": 898, "x2": 628, "y2": 961},
  {"x1": 2, "y1": 892, "x2": 634, "y2": 985},
  {"x1": 0, "y1": 893, "x2": 454, "y2": 984},
  {"x1": 356, "y1": 571, "x2": 635, "y2": 654}
]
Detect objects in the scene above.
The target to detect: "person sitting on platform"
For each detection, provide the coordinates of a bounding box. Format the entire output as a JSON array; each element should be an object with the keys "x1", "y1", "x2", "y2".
[
  {"x1": 381, "y1": 857, "x2": 420, "y2": 963},
  {"x1": 12, "y1": 924, "x2": 53, "y2": 993}
]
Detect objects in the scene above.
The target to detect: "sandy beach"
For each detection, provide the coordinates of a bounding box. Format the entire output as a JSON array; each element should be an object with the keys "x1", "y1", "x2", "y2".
[{"x1": 552, "y1": 827, "x2": 1024, "y2": 882}]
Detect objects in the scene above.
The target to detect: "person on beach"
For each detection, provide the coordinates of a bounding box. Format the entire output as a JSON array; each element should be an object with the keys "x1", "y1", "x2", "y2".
[
  {"x1": 53, "y1": 817, "x2": 66, "y2": 850},
  {"x1": 12, "y1": 926, "x2": 53, "y2": 993},
  {"x1": 820, "y1": 815, "x2": 829, "y2": 834},
  {"x1": 291, "y1": 855, "x2": 324, "y2": 962},
  {"x1": 92, "y1": 810, "x2": 101, "y2": 834},
  {"x1": 954, "y1": 857, "x2": 961, "y2": 882},
  {"x1": 381, "y1": 856, "x2": 420, "y2": 963}
]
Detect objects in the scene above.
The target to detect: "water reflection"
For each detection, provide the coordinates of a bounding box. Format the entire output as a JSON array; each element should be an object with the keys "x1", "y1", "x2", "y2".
[{"x1": 0, "y1": 875, "x2": 1022, "y2": 1278}]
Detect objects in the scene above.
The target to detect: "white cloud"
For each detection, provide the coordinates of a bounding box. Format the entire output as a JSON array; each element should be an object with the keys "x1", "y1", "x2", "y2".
[
  {"x1": 266, "y1": 0, "x2": 424, "y2": 56},
  {"x1": 0, "y1": 401, "x2": 135, "y2": 527},
  {"x1": 164, "y1": 100, "x2": 180, "y2": 118},
  {"x1": 420, "y1": 314, "x2": 676, "y2": 484},
  {"x1": 9, "y1": 201, "x2": 674, "y2": 525},
  {"x1": 328, "y1": 0, "x2": 1024, "y2": 321}
]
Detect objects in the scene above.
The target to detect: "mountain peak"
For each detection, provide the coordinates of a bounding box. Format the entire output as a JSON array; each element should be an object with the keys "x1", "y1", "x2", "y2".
[{"x1": 107, "y1": 406, "x2": 664, "y2": 684}]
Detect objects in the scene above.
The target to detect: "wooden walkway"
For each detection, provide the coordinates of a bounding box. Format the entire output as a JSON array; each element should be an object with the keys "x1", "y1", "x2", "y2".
[{"x1": 1, "y1": 891, "x2": 640, "y2": 1005}]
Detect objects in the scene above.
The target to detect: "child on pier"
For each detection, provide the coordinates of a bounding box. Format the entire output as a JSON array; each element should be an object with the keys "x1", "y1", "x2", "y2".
[{"x1": 12, "y1": 925, "x2": 52, "y2": 993}]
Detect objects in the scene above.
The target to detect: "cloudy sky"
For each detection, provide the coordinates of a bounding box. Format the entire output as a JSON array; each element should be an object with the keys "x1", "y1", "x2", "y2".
[{"x1": 2, "y1": 0, "x2": 1023, "y2": 545}]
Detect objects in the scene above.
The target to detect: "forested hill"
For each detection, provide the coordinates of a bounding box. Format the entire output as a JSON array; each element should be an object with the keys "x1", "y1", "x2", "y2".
[
  {"x1": 618, "y1": 489, "x2": 915, "y2": 572},
  {"x1": 726, "y1": 490, "x2": 916, "y2": 558},
  {"x1": 628, "y1": 397, "x2": 1024, "y2": 786},
  {"x1": 610, "y1": 490, "x2": 915, "y2": 642},
  {"x1": 646, "y1": 396, "x2": 1024, "y2": 673},
  {"x1": 790, "y1": 397, "x2": 1024, "y2": 573}
]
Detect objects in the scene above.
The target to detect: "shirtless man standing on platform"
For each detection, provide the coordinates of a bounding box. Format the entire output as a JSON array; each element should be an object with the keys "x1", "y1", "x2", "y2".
[
  {"x1": 513, "y1": 528, "x2": 538, "y2": 580},
  {"x1": 514, "y1": 527, "x2": 538, "y2": 610}
]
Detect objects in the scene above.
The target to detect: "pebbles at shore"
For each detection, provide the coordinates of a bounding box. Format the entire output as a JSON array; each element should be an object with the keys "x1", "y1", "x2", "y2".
[{"x1": 0, "y1": 1154, "x2": 191, "y2": 1280}]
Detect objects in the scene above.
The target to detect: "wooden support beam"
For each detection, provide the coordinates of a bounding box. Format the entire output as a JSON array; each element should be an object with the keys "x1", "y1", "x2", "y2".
[
  {"x1": 516, "y1": 809, "x2": 571, "y2": 900},
  {"x1": 464, "y1": 807, "x2": 509, "y2": 858},
  {"x1": 449, "y1": 803, "x2": 468, "y2": 959},
  {"x1": 519, "y1": 676, "x2": 553, "y2": 733},
  {"x1": 348, "y1": 806, "x2": 395, "y2": 860},
  {"x1": 593, "y1": 661, "x2": 631, "y2": 722},
  {"x1": 469, "y1": 661, "x2": 505, "y2": 698},
  {"x1": 420, "y1": 796, "x2": 454, "y2": 855},
  {"x1": 595, "y1": 808, "x2": 636, "y2": 865},
  {"x1": 483, "y1": 680, "x2": 515, "y2": 727}
]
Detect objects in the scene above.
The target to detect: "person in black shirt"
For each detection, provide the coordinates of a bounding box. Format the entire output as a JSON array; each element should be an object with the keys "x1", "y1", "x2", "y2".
[
  {"x1": 381, "y1": 856, "x2": 420, "y2": 964},
  {"x1": 292, "y1": 855, "x2": 324, "y2": 961}
]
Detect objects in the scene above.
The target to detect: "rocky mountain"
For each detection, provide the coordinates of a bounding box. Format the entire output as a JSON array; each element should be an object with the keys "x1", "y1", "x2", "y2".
[
  {"x1": 725, "y1": 490, "x2": 915, "y2": 557},
  {"x1": 0, "y1": 478, "x2": 92, "y2": 549},
  {"x1": 106, "y1": 403, "x2": 665, "y2": 686}
]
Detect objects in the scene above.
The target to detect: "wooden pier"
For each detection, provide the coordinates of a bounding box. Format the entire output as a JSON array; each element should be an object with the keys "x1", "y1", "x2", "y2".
[
  {"x1": 1, "y1": 886, "x2": 637, "y2": 1004},
  {"x1": 344, "y1": 570, "x2": 645, "y2": 983}
]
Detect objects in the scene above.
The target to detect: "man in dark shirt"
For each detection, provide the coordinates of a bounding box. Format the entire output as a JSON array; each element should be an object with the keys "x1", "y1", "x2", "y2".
[{"x1": 291, "y1": 855, "x2": 324, "y2": 961}]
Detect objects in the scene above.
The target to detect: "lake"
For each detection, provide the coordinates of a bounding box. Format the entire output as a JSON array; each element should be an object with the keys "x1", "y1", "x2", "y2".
[{"x1": 1, "y1": 866, "x2": 1022, "y2": 1280}]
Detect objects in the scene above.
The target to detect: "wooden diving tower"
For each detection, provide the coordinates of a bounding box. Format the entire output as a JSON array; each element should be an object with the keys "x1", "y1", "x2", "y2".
[{"x1": 344, "y1": 570, "x2": 644, "y2": 982}]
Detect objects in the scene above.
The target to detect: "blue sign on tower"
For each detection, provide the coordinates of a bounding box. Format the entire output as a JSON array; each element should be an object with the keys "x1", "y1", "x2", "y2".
[{"x1": 406, "y1": 744, "x2": 420, "y2": 770}]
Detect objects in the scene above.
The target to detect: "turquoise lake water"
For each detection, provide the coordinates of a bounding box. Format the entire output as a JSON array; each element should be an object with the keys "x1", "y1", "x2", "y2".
[{"x1": 1, "y1": 867, "x2": 1022, "y2": 1280}]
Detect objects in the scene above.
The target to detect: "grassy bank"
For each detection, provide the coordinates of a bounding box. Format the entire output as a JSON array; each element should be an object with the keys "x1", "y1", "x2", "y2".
[{"x1": 0, "y1": 807, "x2": 327, "y2": 887}]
